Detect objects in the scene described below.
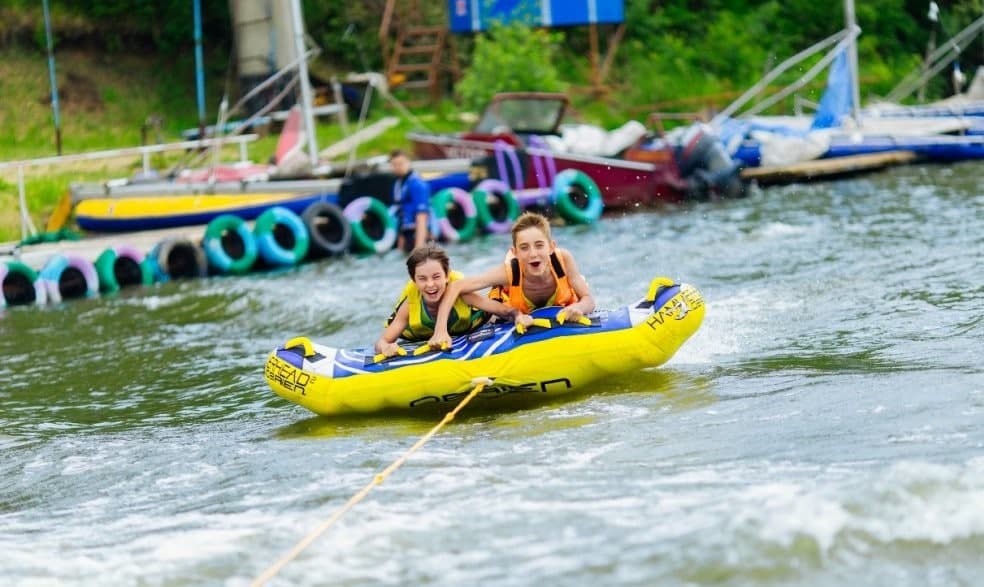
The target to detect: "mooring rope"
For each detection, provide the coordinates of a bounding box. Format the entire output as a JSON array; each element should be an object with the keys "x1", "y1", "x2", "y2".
[{"x1": 251, "y1": 379, "x2": 491, "y2": 586}]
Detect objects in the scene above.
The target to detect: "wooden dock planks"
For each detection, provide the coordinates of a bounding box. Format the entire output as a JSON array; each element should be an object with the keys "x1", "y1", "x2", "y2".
[{"x1": 740, "y1": 151, "x2": 918, "y2": 185}]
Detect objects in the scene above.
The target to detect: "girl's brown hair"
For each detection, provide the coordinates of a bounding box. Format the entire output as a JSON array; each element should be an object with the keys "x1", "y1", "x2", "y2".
[{"x1": 406, "y1": 244, "x2": 450, "y2": 278}]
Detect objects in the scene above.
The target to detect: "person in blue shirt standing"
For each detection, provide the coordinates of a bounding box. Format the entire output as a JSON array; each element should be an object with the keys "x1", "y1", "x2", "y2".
[{"x1": 390, "y1": 149, "x2": 431, "y2": 253}]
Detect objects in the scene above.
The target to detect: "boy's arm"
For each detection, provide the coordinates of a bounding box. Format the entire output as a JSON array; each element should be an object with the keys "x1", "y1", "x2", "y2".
[
  {"x1": 558, "y1": 248, "x2": 595, "y2": 322},
  {"x1": 461, "y1": 291, "x2": 516, "y2": 320},
  {"x1": 374, "y1": 301, "x2": 409, "y2": 357},
  {"x1": 460, "y1": 292, "x2": 533, "y2": 331},
  {"x1": 413, "y1": 211, "x2": 429, "y2": 248},
  {"x1": 428, "y1": 266, "x2": 508, "y2": 347},
  {"x1": 411, "y1": 177, "x2": 430, "y2": 248}
]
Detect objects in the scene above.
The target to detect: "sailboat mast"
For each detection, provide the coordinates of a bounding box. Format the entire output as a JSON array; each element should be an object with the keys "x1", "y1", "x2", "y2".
[
  {"x1": 844, "y1": 0, "x2": 862, "y2": 126},
  {"x1": 42, "y1": 0, "x2": 62, "y2": 155},
  {"x1": 193, "y1": 0, "x2": 206, "y2": 140},
  {"x1": 289, "y1": 0, "x2": 319, "y2": 168}
]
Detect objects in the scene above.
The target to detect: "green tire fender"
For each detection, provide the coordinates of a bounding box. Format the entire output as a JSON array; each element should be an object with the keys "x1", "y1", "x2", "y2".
[
  {"x1": 431, "y1": 187, "x2": 478, "y2": 243},
  {"x1": 253, "y1": 207, "x2": 310, "y2": 267},
  {"x1": 343, "y1": 196, "x2": 397, "y2": 254},
  {"x1": 552, "y1": 169, "x2": 604, "y2": 225},
  {"x1": 94, "y1": 245, "x2": 153, "y2": 293},
  {"x1": 1, "y1": 260, "x2": 46, "y2": 306},
  {"x1": 471, "y1": 179, "x2": 520, "y2": 234},
  {"x1": 203, "y1": 214, "x2": 258, "y2": 275}
]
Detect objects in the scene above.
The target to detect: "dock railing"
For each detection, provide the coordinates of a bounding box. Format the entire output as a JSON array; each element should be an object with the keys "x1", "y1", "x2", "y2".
[
  {"x1": 710, "y1": 26, "x2": 861, "y2": 126},
  {"x1": 883, "y1": 14, "x2": 984, "y2": 104},
  {"x1": 0, "y1": 134, "x2": 259, "y2": 243}
]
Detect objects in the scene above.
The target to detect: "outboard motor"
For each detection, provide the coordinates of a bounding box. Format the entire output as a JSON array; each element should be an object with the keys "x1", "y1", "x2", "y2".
[{"x1": 673, "y1": 123, "x2": 746, "y2": 201}]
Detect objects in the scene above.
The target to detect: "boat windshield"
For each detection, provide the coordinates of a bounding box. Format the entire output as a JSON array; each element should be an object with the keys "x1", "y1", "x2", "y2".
[{"x1": 474, "y1": 96, "x2": 567, "y2": 135}]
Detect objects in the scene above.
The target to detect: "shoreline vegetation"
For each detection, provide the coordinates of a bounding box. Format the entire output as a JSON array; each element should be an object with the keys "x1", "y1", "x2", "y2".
[{"x1": 2, "y1": 1, "x2": 981, "y2": 242}]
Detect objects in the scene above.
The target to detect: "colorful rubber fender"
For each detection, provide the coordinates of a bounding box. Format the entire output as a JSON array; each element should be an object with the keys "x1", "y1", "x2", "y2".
[
  {"x1": 146, "y1": 238, "x2": 208, "y2": 282},
  {"x1": 94, "y1": 245, "x2": 153, "y2": 293},
  {"x1": 203, "y1": 214, "x2": 258, "y2": 275},
  {"x1": 1, "y1": 260, "x2": 47, "y2": 307},
  {"x1": 253, "y1": 206, "x2": 310, "y2": 267},
  {"x1": 343, "y1": 196, "x2": 397, "y2": 254},
  {"x1": 552, "y1": 169, "x2": 604, "y2": 225},
  {"x1": 431, "y1": 187, "x2": 478, "y2": 243},
  {"x1": 302, "y1": 201, "x2": 351, "y2": 257},
  {"x1": 472, "y1": 179, "x2": 520, "y2": 234},
  {"x1": 39, "y1": 254, "x2": 99, "y2": 303}
]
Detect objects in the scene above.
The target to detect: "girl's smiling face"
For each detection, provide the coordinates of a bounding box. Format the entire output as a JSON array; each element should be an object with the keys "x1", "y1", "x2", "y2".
[
  {"x1": 512, "y1": 226, "x2": 554, "y2": 277},
  {"x1": 413, "y1": 259, "x2": 448, "y2": 304}
]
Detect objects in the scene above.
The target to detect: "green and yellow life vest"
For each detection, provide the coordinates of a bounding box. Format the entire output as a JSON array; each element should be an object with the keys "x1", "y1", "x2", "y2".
[{"x1": 386, "y1": 270, "x2": 486, "y2": 341}]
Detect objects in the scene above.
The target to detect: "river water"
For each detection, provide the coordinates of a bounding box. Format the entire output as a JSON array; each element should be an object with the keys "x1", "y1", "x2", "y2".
[{"x1": 2, "y1": 162, "x2": 982, "y2": 586}]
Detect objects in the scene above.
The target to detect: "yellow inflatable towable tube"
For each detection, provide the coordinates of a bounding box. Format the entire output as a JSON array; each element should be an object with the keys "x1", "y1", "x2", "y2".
[{"x1": 264, "y1": 277, "x2": 704, "y2": 416}]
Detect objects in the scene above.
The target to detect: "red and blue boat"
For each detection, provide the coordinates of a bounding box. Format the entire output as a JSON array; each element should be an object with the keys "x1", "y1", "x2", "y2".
[{"x1": 409, "y1": 92, "x2": 746, "y2": 204}]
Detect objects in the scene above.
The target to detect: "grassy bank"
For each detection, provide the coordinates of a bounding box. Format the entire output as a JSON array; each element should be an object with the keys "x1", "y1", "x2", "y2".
[
  {"x1": 0, "y1": 48, "x2": 463, "y2": 243},
  {"x1": 0, "y1": 47, "x2": 204, "y2": 241}
]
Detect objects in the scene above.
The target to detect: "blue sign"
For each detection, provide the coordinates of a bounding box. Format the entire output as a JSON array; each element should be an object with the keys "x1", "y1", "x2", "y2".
[{"x1": 448, "y1": 0, "x2": 624, "y2": 33}]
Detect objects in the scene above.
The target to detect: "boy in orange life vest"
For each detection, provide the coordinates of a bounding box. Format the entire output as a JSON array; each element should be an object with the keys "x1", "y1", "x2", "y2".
[
  {"x1": 374, "y1": 244, "x2": 514, "y2": 358},
  {"x1": 427, "y1": 211, "x2": 595, "y2": 349}
]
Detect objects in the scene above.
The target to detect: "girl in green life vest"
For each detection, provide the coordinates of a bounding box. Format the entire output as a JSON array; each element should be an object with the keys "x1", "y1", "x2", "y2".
[{"x1": 374, "y1": 244, "x2": 516, "y2": 358}]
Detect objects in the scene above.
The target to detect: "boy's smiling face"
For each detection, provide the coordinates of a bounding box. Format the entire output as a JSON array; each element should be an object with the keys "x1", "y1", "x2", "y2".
[{"x1": 512, "y1": 226, "x2": 554, "y2": 278}]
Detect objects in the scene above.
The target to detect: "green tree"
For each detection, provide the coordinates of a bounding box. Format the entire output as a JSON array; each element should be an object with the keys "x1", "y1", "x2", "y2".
[{"x1": 456, "y1": 22, "x2": 567, "y2": 111}]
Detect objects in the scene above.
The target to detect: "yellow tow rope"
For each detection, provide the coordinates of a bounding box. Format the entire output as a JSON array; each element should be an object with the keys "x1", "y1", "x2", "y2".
[{"x1": 251, "y1": 379, "x2": 491, "y2": 586}]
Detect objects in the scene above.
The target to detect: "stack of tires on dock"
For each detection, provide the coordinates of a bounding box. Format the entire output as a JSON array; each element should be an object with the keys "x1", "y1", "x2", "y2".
[{"x1": 1, "y1": 170, "x2": 603, "y2": 309}]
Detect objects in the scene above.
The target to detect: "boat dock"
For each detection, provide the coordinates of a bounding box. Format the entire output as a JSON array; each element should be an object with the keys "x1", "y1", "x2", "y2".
[
  {"x1": 10, "y1": 225, "x2": 207, "y2": 269},
  {"x1": 740, "y1": 151, "x2": 918, "y2": 185}
]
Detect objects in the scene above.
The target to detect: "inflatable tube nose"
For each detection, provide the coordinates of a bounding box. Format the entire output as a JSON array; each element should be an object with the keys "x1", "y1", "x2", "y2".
[
  {"x1": 646, "y1": 277, "x2": 675, "y2": 303},
  {"x1": 283, "y1": 336, "x2": 316, "y2": 358}
]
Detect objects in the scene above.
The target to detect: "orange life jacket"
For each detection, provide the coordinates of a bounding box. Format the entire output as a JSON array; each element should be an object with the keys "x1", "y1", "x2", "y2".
[{"x1": 490, "y1": 250, "x2": 579, "y2": 313}]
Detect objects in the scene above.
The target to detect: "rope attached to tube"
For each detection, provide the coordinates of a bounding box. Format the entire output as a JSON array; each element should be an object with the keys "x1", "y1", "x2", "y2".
[{"x1": 251, "y1": 378, "x2": 491, "y2": 586}]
